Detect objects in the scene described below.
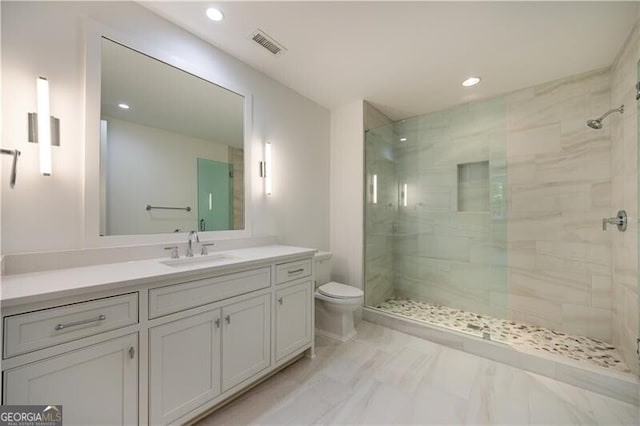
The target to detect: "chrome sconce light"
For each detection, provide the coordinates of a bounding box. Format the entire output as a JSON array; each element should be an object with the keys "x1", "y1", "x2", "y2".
[
  {"x1": 0, "y1": 77, "x2": 57, "y2": 188},
  {"x1": 401, "y1": 183, "x2": 408, "y2": 207},
  {"x1": 259, "y1": 141, "x2": 272, "y2": 195},
  {"x1": 28, "y1": 76, "x2": 60, "y2": 176},
  {"x1": 368, "y1": 173, "x2": 378, "y2": 204}
]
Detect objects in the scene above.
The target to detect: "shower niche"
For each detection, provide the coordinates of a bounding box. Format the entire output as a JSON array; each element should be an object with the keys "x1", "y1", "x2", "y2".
[{"x1": 457, "y1": 160, "x2": 489, "y2": 212}]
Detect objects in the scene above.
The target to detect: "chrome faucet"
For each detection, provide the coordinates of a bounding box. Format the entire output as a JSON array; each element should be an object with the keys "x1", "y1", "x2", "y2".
[{"x1": 186, "y1": 230, "x2": 199, "y2": 257}]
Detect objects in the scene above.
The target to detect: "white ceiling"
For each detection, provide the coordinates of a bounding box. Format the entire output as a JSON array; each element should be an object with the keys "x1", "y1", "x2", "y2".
[{"x1": 142, "y1": 1, "x2": 638, "y2": 121}]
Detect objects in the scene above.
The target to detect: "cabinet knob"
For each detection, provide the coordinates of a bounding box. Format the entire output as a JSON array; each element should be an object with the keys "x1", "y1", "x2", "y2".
[
  {"x1": 129, "y1": 346, "x2": 135, "y2": 359},
  {"x1": 215, "y1": 318, "x2": 221, "y2": 328},
  {"x1": 278, "y1": 297, "x2": 283, "y2": 305},
  {"x1": 225, "y1": 315, "x2": 231, "y2": 325}
]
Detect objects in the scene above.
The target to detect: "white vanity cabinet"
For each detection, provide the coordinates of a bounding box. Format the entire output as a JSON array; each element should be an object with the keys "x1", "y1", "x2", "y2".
[
  {"x1": 3, "y1": 333, "x2": 139, "y2": 426},
  {"x1": 1, "y1": 246, "x2": 315, "y2": 426},
  {"x1": 275, "y1": 280, "x2": 313, "y2": 362},
  {"x1": 149, "y1": 293, "x2": 271, "y2": 425},
  {"x1": 149, "y1": 309, "x2": 222, "y2": 425},
  {"x1": 221, "y1": 293, "x2": 271, "y2": 391}
]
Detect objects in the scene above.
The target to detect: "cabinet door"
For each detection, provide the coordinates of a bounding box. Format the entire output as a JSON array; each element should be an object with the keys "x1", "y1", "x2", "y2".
[
  {"x1": 221, "y1": 294, "x2": 270, "y2": 391},
  {"x1": 149, "y1": 309, "x2": 221, "y2": 425},
  {"x1": 275, "y1": 281, "x2": 312, "y2": 361},
  {"x1": 4, "y1": 333, "x2": 138, "y2": 426}
]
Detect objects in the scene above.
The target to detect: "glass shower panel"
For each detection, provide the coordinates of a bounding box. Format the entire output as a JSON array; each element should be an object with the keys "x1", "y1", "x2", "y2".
[
  {"x1": 364, "y1": 98, "x2": 508, "y2": 339},
  {"x1": 392, "y1": 118, "x2": 420, "y2": 308},
  {"x1": 364, "y1": 123, "x2": 397, "y2": 308}
]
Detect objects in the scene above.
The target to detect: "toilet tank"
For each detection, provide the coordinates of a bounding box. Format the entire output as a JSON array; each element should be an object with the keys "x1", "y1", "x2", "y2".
[{"x1": 314, "y1": 251, "x2": 332, "y2": 285}]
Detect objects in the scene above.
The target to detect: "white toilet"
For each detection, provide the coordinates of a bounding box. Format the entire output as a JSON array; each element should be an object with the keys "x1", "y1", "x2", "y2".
[{"x1": 314, "y1": 252, "x2": 364, "y2": 342}]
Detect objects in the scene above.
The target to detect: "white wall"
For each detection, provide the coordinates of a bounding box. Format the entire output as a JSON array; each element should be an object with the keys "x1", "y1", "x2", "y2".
[
  {"x1": 330, "y1": 100, "x2": 364, "y2": 288},
  {"x1": 1, "y1": 1, "x2": 329, "y2": 258}
]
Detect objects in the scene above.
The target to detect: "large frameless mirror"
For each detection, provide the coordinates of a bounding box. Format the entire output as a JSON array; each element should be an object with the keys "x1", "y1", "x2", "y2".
[{"x1": 99, "y1": 37, "x2": 245, "y2": 236}]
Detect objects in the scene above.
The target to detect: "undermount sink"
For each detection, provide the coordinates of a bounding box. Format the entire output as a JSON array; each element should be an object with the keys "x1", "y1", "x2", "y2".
[{"x1": 160, "y1": 254, "x2": 237, "y2": 268}]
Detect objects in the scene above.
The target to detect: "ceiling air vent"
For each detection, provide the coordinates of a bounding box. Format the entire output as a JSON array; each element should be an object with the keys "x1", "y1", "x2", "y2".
[{"x1": 251, "y1": 29, "x2": 287, "y2": 55}]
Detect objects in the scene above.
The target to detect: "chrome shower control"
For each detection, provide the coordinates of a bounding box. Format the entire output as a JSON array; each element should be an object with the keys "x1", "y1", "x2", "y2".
[{"x1": 602, "y1": 210, "x2": 627, "y2": 232}]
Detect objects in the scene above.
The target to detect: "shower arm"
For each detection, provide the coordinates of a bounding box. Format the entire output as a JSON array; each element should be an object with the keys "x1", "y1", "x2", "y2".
[{"x1": 596, "y1": 105, "x2": 624, "y2": 122}]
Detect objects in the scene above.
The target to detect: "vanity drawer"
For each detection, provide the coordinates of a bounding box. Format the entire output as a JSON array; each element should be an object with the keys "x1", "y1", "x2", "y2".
[
  {"x1": 3, "y1": 293, "x2": 138, "y2": 358},
  {"x1": 275, "y1": 259, "x2": 312, "y2": 285},
  {"x1": 149, "y1": 267, "x2": 271, "y2": 319}
]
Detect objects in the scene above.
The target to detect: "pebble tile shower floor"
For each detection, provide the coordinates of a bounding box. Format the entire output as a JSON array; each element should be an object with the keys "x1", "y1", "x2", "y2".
[{"x1": 377, "y1": 297, "x2": 631, "y2": 374}]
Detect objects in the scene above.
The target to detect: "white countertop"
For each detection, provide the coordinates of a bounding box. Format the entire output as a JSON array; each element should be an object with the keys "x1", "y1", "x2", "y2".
[{"x1": 1, "y1": 245, "x2": 316, "y2": 308}]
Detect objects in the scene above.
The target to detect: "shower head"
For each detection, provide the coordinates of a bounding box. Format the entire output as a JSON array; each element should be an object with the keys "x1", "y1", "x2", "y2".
[
  {"x1": 586, "y1": 105, "x2": 624, "y2": 130},
  {"x1": 586, "y1": 119, "x2": 603, "y2": 130}
]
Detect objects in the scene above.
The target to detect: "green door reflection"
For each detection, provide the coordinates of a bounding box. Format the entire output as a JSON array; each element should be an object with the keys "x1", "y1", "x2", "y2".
[{"x1": 197, "y1": 158, "x2": 233, "y2": 231}]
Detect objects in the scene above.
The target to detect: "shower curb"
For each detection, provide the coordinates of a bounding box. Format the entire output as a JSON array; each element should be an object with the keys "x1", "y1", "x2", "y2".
[{"x1": 363, "y1": 307, "x2": 639, "y2": 406}]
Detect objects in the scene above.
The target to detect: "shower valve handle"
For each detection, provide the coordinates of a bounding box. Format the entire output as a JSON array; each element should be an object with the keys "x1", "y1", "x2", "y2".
[{"x1": 602, "y1": 210, "x2": 627, "y2": 232}]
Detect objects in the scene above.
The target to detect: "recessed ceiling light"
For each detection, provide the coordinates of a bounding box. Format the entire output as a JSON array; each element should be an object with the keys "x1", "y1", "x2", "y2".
[
  {"x1": 206, "y1": 7, "x2": 224, "y2": 22},
  {"x1": 118, "y1": 103, "x2": 130, "y2": 110},
  {"x1": 400, "y1": 137, "x2": 407, "y2": 142},
  {"x1": 462, "y1": 77, "x2": 481, "y2": 87}
]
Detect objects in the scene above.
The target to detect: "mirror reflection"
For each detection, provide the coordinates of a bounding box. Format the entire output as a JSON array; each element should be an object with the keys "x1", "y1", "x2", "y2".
[{"x1": 99, "y1": 37, "x2": 245, "y2": 236}]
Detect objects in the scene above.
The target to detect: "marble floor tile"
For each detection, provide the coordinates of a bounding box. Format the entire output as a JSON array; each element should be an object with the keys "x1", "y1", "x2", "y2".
[
  {"x1": 196, "y1": 321, "x2": 639, "y2": 425},
  {"x1": 373, "y1": 346, "x2": 434, "y2": 394},
  {"x1": 413, "y1": 343, "x2": 484, "y2": 402},
  {"x1": 318, "y1": 379, "x2": 415, "y2": 425},
  {"x1": 411, "y1": 381, "x2": 468, "y2": 424},
  {"x1": 463, "y1": 359, "x2": 531, "y2": 425}
]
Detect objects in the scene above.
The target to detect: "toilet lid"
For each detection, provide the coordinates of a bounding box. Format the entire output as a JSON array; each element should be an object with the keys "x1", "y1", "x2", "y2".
[{"x1": 318, "y1": 282, "x2": 363, "y2": 299}]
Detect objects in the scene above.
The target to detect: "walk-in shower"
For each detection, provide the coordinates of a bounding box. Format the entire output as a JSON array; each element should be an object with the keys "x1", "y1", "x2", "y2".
[{"x1": 363, "y1": 69, "x2": 637, "y2": 385}]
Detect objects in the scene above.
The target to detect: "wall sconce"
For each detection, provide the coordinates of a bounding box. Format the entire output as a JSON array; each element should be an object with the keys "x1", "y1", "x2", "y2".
[
  {"x1": 370, "y1": 174, "x2": 378, "y2": 204},
  {"x1": 28, "y1": 77, "x2": 60, "y2": 176},
  {"x1": 401, "y1": 183, "x2": 408, "y2": 207},
  {"x1": 259, "y1": 141, "x2": 272, "y2": 195}
]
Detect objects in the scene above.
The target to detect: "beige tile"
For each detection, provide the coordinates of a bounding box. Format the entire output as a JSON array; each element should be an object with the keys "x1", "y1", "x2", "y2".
[
  {"x1": 508, "y1": 285, "x2": 563, "y2": 325},
  {"x1": 591, "y1": 274, "x2": 612, "y2": 310},
  {"x1": 508, "y1": 123, "x2": 562, "y2": 156},
  {"x1": 561, "y1": 303, "x2": 612, "y2": 341}
]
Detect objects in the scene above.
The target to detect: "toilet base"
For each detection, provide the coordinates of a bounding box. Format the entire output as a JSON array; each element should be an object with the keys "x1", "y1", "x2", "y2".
[
  {"x1": 315, "y1": 327, "x2": 357, "y2": 343},
  {"x1": 314, "y1": 298, "x2": 359, "y2": 342}
]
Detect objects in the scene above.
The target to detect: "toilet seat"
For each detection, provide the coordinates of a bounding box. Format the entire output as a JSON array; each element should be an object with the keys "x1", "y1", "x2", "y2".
[{"x1": 317, "y1": 282, "x2": 363, "y2": 299}]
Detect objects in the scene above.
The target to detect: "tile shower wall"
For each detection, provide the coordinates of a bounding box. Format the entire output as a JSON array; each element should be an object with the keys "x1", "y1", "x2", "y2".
[
  {"x1": 505, "y1": 69, "x2": 614, "y2": 342},
  {"x1": 610, "y1": 20, "x2": 640, "y2": 374},
  {"x1": 390, "y1": 98, "x2": 508, "y2": 319}
]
